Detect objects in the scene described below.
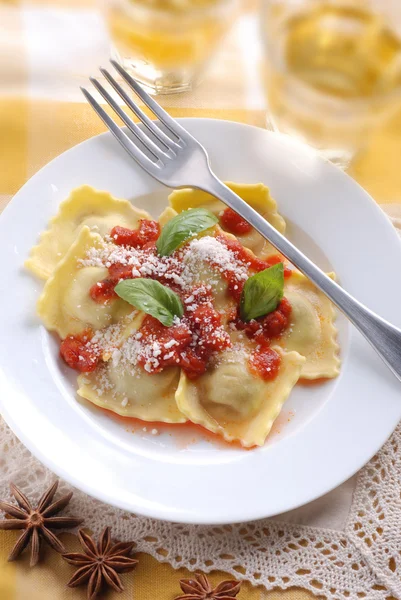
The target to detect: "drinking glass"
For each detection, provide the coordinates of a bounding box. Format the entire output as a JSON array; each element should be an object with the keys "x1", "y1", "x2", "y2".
[
  {"x1": 261, "y1": 0, "x2": 401, "y2": 167},
  {"x1": 102, "y1": 0, "x2": 240, "y2": 95}
]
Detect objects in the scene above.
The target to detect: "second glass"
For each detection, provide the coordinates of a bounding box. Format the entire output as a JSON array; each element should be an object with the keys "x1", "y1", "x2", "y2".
[
  {"x1": 261, "y1": 0, "x2": 401, "y2": 167},
  {"x1": 104, "y1": 0, "x2": 240, "y2": 95}
]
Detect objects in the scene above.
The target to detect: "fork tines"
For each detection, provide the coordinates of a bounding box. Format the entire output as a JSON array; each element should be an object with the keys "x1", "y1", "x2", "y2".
[{"x1": 81, "y1": 60, "x2": 186, "y2": 171}]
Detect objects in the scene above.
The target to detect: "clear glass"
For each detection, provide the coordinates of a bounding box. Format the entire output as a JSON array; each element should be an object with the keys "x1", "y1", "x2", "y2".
[
  {"x1": 261, "y1": 0, "x2": 401, "y2": 167},
  {"x1": 102, "y1": 0, "x2": 240, "y2": 95}
]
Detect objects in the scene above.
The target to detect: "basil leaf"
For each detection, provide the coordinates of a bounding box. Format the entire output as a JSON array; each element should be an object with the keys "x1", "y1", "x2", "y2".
[
  {"x1": 240, "y1": 263, "x2": 284, "y2": 322},
  {"x1": 156, "y1": 208, "x2": 218, "y2": 256},
  {"x1": 115, "y1": 278, "x2": 183, "y2": 327}
]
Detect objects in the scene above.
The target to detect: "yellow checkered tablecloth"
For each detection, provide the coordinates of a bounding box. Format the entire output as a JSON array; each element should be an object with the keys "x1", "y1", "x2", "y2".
[{"x1": 1, "y1": 0, "x2": 401, "y2": 598}]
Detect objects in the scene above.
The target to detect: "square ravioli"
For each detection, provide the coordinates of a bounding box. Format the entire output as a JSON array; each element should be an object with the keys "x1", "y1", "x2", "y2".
[
  {"x1": 37, "y1": 226, "x2": 132, "y2": 338},
  {"x1": 25, "y1": 185, "x2": 150, "y2": 280},
  {"x1": 77, "y1": 313, "x2": 186, "y2": 423},
  {"x1": 176, "y1": 345, "x2": 305, "y2": 447},
  {"x1": 278, "y1": 271, "x2": 340, "y2": 379},
  {"x1": 29, "y1": 184, "x2": 341, "y2": 448}
]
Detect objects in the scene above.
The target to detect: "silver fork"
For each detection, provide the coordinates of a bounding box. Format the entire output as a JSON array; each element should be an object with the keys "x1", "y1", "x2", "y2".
[{"x1": 82, "y1": 60, "x2": 401, "y2": 382}]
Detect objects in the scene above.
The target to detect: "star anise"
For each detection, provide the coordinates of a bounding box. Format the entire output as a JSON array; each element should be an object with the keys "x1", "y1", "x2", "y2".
[
  {"x1": 63, "y1": 527, "x2": 138, "y2": 599},
  {"x1": 0, "y1": 480, "x2": 83, "y2": 567},
  {"x1": 176, "y1": 574, "x2": 242, "y2": 600}
]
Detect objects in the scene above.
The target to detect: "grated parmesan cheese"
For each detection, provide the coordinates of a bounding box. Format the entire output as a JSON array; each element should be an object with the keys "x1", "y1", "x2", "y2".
[
  {"x1": 180, "y1": 236, "x2": 248, "y2": 288},
  {"x1": 78, "y1": 231, "x2": 255, "y2": 388}
]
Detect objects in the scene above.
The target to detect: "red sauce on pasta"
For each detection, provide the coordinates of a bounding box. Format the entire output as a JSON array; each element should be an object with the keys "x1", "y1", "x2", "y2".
[
  {"x1": 136, "y1": 292, "x2": 231, "y2": 380},
  {"x1": 249, "y1": 346, "x2": 281, "y2": 380},
  {"x1": 234, "y1": 297, "x2": 292, "y2": 343},
  {"x1": 110, "y1": 220, "x2": 160, "y2": 248},
  {"x1": 220, "y1": 207, "x2": 252, "y2": 235},
  {"x1": 217, "y1": 234, "x2": 292, "y2": 279},
  {"x1": 63, "y1": 221, "x2": 293, "y2": 381},
  {"x1": 60, "y1": 331, "x2": 100, "y2": 373}
]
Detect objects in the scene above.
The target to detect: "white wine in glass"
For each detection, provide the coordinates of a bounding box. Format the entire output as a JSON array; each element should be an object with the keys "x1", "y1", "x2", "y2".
[
  {"x1": 261, "y1": 1, "x2": 401, "y2": 167},
  {"x1": 102, "y1": 0, "x2": 240, "y2": 95}
]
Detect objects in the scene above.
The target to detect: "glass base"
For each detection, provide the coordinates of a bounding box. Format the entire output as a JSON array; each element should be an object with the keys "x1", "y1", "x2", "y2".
[{"x1": 112, "y1": 48, "x2": 198, "y2": 95}]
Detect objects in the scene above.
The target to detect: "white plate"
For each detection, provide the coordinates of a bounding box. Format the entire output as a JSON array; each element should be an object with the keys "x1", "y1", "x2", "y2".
[{"x1": 1, "y1": 119, "x2": 401, "y2": 525}]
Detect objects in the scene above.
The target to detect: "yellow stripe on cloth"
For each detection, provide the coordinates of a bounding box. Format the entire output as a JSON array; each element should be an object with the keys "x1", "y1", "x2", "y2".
[
  {"x1": 134, "y1": 553, "x2": 317, "y2": 600},
  {"x1": 10, "y1": 532, "x2": 133, "y2": 600},
  {"x1": 0, "y1": 530, "x2": 317, "y2": 600},
  {"x1": 24, "y1": 100, "x2": 265, "y2": 188},
  {"x1": 0, "y1": 99, "x2": 28, "y2": 195},
  {"x1": 0, "y1": 2, "x2": 28, "y2": 195},
  {"x1": 3, "y1": 96, "x2": 399, "y2": 206},
  {"x1": 13, "y1": 533, "x2": 84, "y2": 600},
  {"x1": 348, "y1": 106, "x2": 401, "y2": 204},
  {"x1": 0, "y1": 531, "x2": 17, "y2": 600},
  {"x1": 0, "y1": 0, "x2": 21, "y2": 7},
  {"x1": 17, "y1": 0, "x2": 95, "y2": 5}
]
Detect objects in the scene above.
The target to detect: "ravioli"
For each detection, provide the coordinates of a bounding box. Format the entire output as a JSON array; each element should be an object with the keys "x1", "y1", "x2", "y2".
[
  {"x1": 25, "y1": 185, "x2": 150, "y2": 280},
  {"x1": 158, "y1": 206, "x2": 177, "y2": 226},
  {"x1": 169, "y1": 182, "x2": 286, "y2": 257},
  {"x1": 157, "y1": 208, "x2": 231, "y2": 309},
  {"x1": 176, "y1": 345, "x2": 305, "y2": 447},
  {"x1": 37, "y1": 227, "x2": 131, "y2": 338},
  {"x1": 278, "y1": 271, "x2": 340, "y2": 379},
  {"x1": 78, "y1": 314, "x2": 186, "y2": 423},
  {"x1": 30, "y1": 182, "x2": 341, "y2": 446},
  {"x1": 78, "y1": 365, "x2": 184, "y2": 422}
]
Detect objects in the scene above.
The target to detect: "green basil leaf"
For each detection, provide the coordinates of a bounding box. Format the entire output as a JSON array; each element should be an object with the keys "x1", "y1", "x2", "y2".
[
  {"x1": 115, "y1": 278, "x2": 184, "y2": 327},
  {"x1": 156, "y1": 208, "x2": 218, "y2": 256},
  {"x1": 240, "y1": 263, "x2": 284, "y2": 322}
]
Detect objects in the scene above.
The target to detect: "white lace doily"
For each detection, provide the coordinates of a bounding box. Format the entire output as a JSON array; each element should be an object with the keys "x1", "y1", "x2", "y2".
[
  {"x1": 1, "y1": 416, "x2": 400, "y2": 599},
  {"x1": 1, "y1": 210, "x2": 400, "y2": 600}
]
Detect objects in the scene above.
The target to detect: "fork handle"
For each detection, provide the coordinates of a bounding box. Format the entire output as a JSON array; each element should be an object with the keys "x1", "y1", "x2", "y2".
[{"x1": 203, "y1": 175, "x2": 401, "y2": 382}]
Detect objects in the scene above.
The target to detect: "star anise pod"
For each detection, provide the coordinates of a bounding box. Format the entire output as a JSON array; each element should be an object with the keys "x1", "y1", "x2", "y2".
[
  {"x1": 0, "y1": 480, "x2": 83, "y2": 567},
  {"x1": 176, "y1": 574, "x2": 242, "y2": 600},
  {"x1": 63, "y1": 527, "x2": 138, "y2": 599}
]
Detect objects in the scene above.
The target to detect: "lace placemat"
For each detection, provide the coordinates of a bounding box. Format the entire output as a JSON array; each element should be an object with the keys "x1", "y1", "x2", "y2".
[{"x1": 1, "y1": 209, "x2": 400, "y2": 600}]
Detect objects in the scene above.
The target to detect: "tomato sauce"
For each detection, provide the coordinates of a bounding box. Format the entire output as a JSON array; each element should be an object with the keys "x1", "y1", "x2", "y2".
[
  {"x1": 110, "y1": 219, "x2": 160, "y2": 248},
  {"x1": 89, "y1": 279, "x2": 117, "y2": 304},
  {"x1": 108, "y1": 262, "x2": 135, "y2": 281},
  {"x1": 261, "y1": 297, "x2": 292, "y2": 338},
  {"x1": 136, "y1": 296, "x2": 231, "y2": 380},
  {"x1": 249, "y1": 346, "x2": 281, "y2": 381},
  {"x1": 217, "y1": 234, "x2": 292, "y2": 280},
  {"x1": 63, "y1": 221, "x2": 292, "y2": 382},
  {"x1": 220, "y1": 207, "x2": 252, "y2": 235},
  {"x1": 264, "y1": 254, "x2": 293, "y2": 278},
  {"x1": 235, "y1": 297, "x2": 292, "y2": 344},
  {"x1": 60, "y1": 331, "x2": 100, "y2": 373},
  {"x1": 89, "y1": 260, "x2": 137, "y2": 304},
  {"x1": 89, "y1": 220, "x2": 161, "y2": 304}
]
